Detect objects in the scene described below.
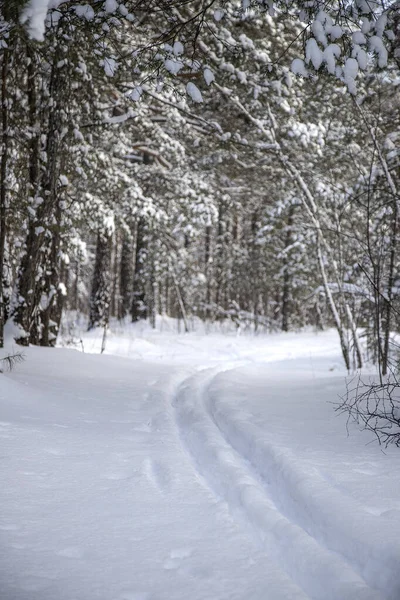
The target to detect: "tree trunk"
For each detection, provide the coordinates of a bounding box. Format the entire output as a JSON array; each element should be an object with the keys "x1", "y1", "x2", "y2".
[
  {"x1": 281, "y1": 206, "x2": 294, "y2": 332},
  {"x1": 110, "y1": 231, "x2": 119, "y2": 319},
  {"x1": 119, "y1": 231, "x2": 133, "y2": 320},
  {"x1": 317, "y1": 236, "x2": 350, "y2": 371},
  {"x1": 88, "y1": 230, "x2": 112, "y2": 330},
  {"x1": 131, "y1": 218, "x2": 147, "y2": 322},
  {"x1": 215, "y1": 200, "x2": 224, "y2": 313},
  {"x1": 204, "y1": 224, "x2": 211, "y2": 319},
  {"x1": 40, "y1": 203, "x2": 63, "y2": 347},
  {"x1": 0, "y1": 39, "x2": 10, "y2": 348},
  {"x1": 382, "y1": 198, "x2": 398, "y2": 376},
  {"x1": 13, "y1": 38, "x2": 63, "y2": 345}
]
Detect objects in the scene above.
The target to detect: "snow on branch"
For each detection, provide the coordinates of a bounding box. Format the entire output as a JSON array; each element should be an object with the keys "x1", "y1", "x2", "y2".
[{"x1": 20, "y1": 0, "x2": 52, "y2": 41}]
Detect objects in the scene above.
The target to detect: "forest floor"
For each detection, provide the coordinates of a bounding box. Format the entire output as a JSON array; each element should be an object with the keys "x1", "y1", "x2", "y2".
[{"x1": 1, "y1": 323, "x2": 400, "y2": 600}]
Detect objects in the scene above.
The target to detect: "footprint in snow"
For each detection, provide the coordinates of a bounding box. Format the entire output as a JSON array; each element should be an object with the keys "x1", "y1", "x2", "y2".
[
  {"x1": 170, "y1": 547, "x2": 193, "y2": 559},
  {"x1": 142, "y1": 382, "x2": 159, "y2": 403},
  {"x1": 56, "y1": 546, "x2": 84, "y2": 559},
  {"x1": 149, "y1": 411, "x2": 170, "y2": 432},
  {"x1": 163, "y1": 547, "x2": 193, "y2": 570},
  {"x1": 142, "y1": 458, "x2": 172, "y2": 493}
]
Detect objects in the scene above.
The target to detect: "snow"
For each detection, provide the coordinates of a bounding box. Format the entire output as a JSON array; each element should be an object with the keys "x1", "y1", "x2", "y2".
[
  {"x1": 344, "y1": 57, "x2": 359, "y2": 94},
  {"x1": 312, "y1": 21, "x2": 327, "y2": 47},
  {"x1": 369, "y1": 36, "x2": 388, "y2": 68},
  {"x1": 73, "y1": 4, "x2": 95, "y2": 21},
  {"x1": 173, "y1": 41, "x2": 184, "y2": 56},
  {"x1": 58, "y1": 174, "x2": 69, "y2": 186},
  {"x1": 164, "y1": 59, "x2": 184, "y2": 76},
  {"x1": 104, "y1": 0, "x2": 118, "y2": 13},
  {"x1": 58, "y1": 282, "x2": 67, "y2": 296},
  {"x1": 1, "y1": 324, "x2": 400, "y2": 599},
  {"x1": 355, "y1": 47, "x2": 369, "y2": 70},
  {"x1": 374, "y1": 14, "x2": 388, "y2": 38},
  {"x1": 186, "y1": 82, "x2": 203, "y2": 103},
  {"x1": 361, "y1": 18, "x2": 372, "y2": 34},
  {"x1": 129, "y1": 86, "x2": 143, "y2": 102},
  {"x1": 20, "y1": 0, "x2": 51, "y2": 41},
  {"x1": 352, "y1": 31, "x2": 367, "y2": 45},
  {"x1": 291, "y1": 59, "x2": 308, "y2": 77},
  {"x1": 323, "y1": 44, "x2": 341, "y2": 75},
  {"x1": 103, "y1": 57, "x2": 117, "y2": 77},
  {"x1": 329, "y1": 25, "x2": 343, "y2": 41},
  {"x1": 203, "y1": 68, "x2": 215, "y2": 86},
  {"x1": 305, "y1": 38, "x2": 323, "y2": 70}
]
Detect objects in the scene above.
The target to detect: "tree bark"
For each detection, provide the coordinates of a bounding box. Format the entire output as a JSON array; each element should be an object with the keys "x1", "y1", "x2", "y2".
[
  {"x1": 13, "y1": 37, "x2": 64, "y2": 345},
  {"x1": 382, "y1": 198, "x2": 398, "y2": 375},
  {"x1": 131, "y1": 218, "x2": 147, "y2": 322},
  {"x1": 119, "y1": 230, "x2": 133, "y2": 320},
  {"x1": 0, "y1": 38, "x2": 10, "y2": 348},
  {"x1": 88, "y1": 230, "x2": 112, "y2": 330},
  {"x1": 281, "y1": 206, "x2": 294, "y2": 332}
]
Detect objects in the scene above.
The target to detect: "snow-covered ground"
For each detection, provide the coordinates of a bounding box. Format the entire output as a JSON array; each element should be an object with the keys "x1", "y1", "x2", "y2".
[{"x1": 1, "y1": 323, "x2": 400, "y2": 600}]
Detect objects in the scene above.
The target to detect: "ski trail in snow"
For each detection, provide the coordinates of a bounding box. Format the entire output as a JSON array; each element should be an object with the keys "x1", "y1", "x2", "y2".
[
  {"x1": 172, "y1": 366, "x2": 384, "y2": 600},
  {"x1": 207, "y1": 370, "x2": 400, "y2": 600}
]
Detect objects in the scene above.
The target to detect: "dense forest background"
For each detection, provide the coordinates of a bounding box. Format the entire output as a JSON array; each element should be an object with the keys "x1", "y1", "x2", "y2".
[{"x1": 1, "y1": 0, "x2": 400, "y2": 374}]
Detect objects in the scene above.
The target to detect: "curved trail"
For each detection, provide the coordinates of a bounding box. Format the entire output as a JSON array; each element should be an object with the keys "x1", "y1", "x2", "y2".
[
  {"x1": 4, "y1": 336, "x2": 400, "y2": 600},
  {"x1": 207, "y1": 370, "x2": 400, "y2": 600},
  {"x1": 172, "y1": 366, "x2": 387, "y2": 600}
]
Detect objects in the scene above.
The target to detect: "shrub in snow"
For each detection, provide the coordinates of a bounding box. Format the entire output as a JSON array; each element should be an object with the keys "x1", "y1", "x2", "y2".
[
  {"x1": 337, "y1": 375, "x2": 400, "y2": 447},
  {"x1": 0, "y1": 351, "x2": 25, "y2": 373}
]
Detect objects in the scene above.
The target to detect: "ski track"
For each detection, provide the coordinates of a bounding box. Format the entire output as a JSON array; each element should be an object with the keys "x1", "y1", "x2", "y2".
[
  {"x1": 172, "y1": 365, "x2": 394, "y2": 600},
  {"x1": 207, "y1": 371, "x2": 400, "y2": 600},
  {"x1": 3, "y1": 343, "x2": 399, "y2": 600}
]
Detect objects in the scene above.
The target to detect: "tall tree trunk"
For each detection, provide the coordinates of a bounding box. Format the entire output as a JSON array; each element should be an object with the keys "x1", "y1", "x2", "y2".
[
  {"x1": 12, "y1": 43, "x2": 41, "y2": 344},
  {"x1": 204, "y1": 224, "x2": 211, "y2": 319},
  {"x1": 40, "y1": 202, "x2": 63, "y2": 346},
  {"x1": 317, "y1": 235, "x2": 351, "y2": 371},
  {"x1": 215, "y1": 200, "x2": 224, "y2": 313},
  {"x1": 110, "y1": 231, "x2": 119, "y2": 318},
  {"x1": 13, "y1": 38, "x2": 64, "y2": 345},
  {"x1": 0, "y1": 37, "x2": 10, "y2": 348},
  {"x1": 88, "y1": 230, "x2": 112, "y2": 330},
  {"x1": 250, "y1": 208, "x2": 260, "y2": 329},
  {"x1": 382, "y1": 199, "x2": 398, "y2": 376},
  {"x1": 131, "y1": 218, "x2": 147, "y2": 322},
  {"x1": 281, "y1": 206, "x2": 294, "y2": 332},
  {"x1": 119, "y1": 231, "x2": 133, "y2": 320},
  {"x1": 73, "y1": 259, "x2": 80, "y2": 312}
]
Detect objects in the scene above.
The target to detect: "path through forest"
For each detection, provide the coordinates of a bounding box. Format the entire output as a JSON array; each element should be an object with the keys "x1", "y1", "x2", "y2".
[{"x1": 1, "y1": 329, "x2": 400, "y2": 600}]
